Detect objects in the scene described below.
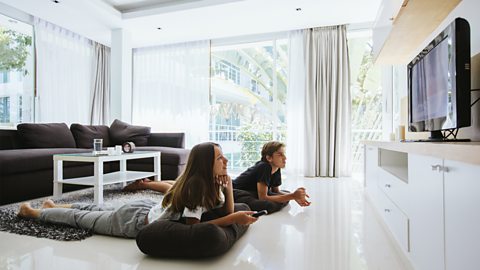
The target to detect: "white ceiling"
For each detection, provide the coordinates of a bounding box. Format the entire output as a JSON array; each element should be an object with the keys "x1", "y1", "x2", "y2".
[
  {"x1": 102, "y1": 0, "x2": 213, "y2": 12},
  {"x1": 0, "y1": 0, "x2": 382, "y2": 48}
]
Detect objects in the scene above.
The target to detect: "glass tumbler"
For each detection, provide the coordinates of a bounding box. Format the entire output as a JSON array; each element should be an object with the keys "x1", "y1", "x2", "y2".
[{"x1": 93, "y1": 139, "x2": 103, "y2": 155}]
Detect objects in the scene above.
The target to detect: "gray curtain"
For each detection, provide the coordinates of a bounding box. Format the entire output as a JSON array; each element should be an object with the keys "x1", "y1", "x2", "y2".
[
  {"x1": 304, "y1": 25, "x2": 351, "y2": 177},
  {"x1": 90, "y1": 42, "x2": 111, "y2": 125}
]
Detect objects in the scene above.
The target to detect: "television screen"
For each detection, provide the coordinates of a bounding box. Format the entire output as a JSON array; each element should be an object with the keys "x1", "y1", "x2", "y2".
[
  {"x1": 408, "y1": 17, "x2": 471, "y2": 140},
  {"x1": 410, "y1": 37, "x2": 452, "y2": 127}
]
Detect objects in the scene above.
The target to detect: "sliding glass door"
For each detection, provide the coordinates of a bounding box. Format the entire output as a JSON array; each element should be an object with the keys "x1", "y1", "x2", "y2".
[
  {"x1": 210, "y1": 39, "x2": 288, "y2": 172},
  {"x1": 349, "y1": 32, "x2": 382, "y2": 173}
]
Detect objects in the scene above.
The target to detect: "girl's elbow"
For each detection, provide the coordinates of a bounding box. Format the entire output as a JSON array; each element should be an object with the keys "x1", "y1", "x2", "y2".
[{"x1": 185, "y1": 218, "x2": 200, "y2": 225}]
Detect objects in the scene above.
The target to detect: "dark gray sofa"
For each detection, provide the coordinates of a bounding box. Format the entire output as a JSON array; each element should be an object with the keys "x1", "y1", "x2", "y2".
[{"x1": 0, "y1": 120, "x2": 190, "y2": 205}]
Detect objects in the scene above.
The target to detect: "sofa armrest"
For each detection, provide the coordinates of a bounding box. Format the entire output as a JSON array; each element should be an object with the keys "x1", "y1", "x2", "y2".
[
  {"x1": 147, "y1": 133, "x2": 185, "y2": 148},
  {"x1": 0, "y1": 130, "x2": 21, "y2": 150}
]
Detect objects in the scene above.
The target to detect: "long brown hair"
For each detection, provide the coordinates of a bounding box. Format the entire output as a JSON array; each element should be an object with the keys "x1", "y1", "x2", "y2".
[{"x1": 162, "y1": 142, "x2": 222, "y2": 212}]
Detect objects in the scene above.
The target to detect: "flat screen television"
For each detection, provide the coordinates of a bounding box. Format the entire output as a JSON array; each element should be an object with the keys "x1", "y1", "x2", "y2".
[{"x1": 408, "y1": 17, "x2": 471, "y2": 141}]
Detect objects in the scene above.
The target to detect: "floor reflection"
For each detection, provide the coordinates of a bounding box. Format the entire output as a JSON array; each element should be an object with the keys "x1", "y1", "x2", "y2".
[{"x1": 0, "y1": 175, "x2": 412, "y2": 270}]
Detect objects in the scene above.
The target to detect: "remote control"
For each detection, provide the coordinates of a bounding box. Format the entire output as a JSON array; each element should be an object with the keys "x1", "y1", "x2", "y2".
[{"x1": 251, "y1": 210, "x2": 268, "y2": 218}]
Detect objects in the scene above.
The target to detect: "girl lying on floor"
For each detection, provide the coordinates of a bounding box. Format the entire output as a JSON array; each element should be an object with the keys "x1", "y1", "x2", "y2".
[{"x1": 18, "y1": 142, "x2": 257, "y2": 238}]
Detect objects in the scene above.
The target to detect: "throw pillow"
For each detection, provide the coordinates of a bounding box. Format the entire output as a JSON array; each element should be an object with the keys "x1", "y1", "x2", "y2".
[
  {"x1": 136, "y1": 203, "x2": 250, "y2": 258},
  {"x1": 109, "y1": 119, "x2": 151, "y2": 146},
  {"x1": 70, "y1": 124, "x2": 111, "y2": 148},
  {"x1": 17, "y1": 123, "x2": 76, "y2": 148},
  {"x1": 136, "y1": 220, "x2": 248, "y2": 258}
]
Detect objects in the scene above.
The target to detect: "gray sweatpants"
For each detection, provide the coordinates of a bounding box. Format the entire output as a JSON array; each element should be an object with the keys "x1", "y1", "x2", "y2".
[{"x1": 39, "y1": 199, "x2": 157, "y2": 238}]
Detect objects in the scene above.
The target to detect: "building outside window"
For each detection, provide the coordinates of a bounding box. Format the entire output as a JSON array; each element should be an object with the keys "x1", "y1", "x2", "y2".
[
  {"x1": 18, "y1": 95, "x2": 22, "y2": 120},
  {"x1": 215, "y1": 60, "x2": 240, "y2": 85},
  {"x1": 0, "y1": 96, "x2": 10, "y2": 123},
  {"x1": 210, "y1": 39, "x2": 288, "y2": 172},
  {"x1": 0, "y1": 14, "x2": 34, "y2": 127},
  {"x1": 0, "y1": 71, "x2": 8, "y2": 83},
  {"x1": 250, "y1": 79, "x2": 259, "y2": 94}
]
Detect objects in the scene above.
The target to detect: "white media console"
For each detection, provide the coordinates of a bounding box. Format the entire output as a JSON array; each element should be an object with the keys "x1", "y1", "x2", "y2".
[{"x1": 363, "y1": 141, "x2": 480, "y2": 270}]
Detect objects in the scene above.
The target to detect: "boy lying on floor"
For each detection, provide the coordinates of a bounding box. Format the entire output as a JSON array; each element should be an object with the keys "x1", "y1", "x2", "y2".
[{"x1": 232, "y1": 141, "x2": 311, "y2": 214}]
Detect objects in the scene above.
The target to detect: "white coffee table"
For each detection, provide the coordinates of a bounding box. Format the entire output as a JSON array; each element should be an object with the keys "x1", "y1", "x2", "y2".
[{"x1": 53, "y1": 151, "x2": 161, "y2": 204}]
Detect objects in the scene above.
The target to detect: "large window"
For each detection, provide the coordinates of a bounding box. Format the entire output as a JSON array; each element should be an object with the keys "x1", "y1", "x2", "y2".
[
  {"x1": 210, "y1": 39, "x2": 288, "y2": 172},
  {"x1": 0, "y1": 14, "x2": 34, "y2": 127},
  {"x1": 349, "y1": 32, "x2": 382, "y2": 173}
]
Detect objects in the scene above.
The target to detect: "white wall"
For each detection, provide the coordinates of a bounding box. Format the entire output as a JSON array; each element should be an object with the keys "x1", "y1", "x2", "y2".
[
  {"x1": 421, "y1": 0, "x2": 480, "y2": 56},
  {"x1": 110, "y1": 29, "x2": 133, "y2": 124}
]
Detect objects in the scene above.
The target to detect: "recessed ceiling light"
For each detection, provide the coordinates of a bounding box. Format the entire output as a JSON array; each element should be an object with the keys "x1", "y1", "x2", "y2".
[
  {"x1": 157, "y1": 27, "x2": 162, "y2": 30},
  {"x1": 51, "y1": 0, "x2": 60, "y2": 3},
  {"x1": 296, "y1": 8, "x2": 302, "y2": 11}
]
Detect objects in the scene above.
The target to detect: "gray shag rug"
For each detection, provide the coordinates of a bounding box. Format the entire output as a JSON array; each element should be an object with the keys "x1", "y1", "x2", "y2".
[{"x1": 0, "y1": 184, "x2": 164, "y2": 241}]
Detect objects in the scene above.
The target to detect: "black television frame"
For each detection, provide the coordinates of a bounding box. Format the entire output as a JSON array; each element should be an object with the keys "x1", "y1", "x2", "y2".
[{"x1": 407, "y1": 17, "x2": 471, "y2": 141}]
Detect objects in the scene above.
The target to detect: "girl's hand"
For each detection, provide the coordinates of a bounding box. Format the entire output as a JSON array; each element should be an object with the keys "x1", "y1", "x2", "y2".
[
  {"x1": 215, "y1": 175, "x2": 232, "y2": 189},
  {"x1": 232, "y1": 211, "x2": 258, "y2": 225}
]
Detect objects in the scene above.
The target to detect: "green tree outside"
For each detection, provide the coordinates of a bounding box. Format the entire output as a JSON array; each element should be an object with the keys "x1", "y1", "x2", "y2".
[{"x1": 0, "y1": 27, "x2": 32, "y2": 75}]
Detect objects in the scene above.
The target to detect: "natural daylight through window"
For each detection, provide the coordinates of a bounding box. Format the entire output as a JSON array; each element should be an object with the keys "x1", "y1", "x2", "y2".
[
  {"x1": 0, "y1": 13, "x2": 34, "y2": 127},
  {"x1": 348, "y1": 31, "x2": 382, "y2": 173},
  {"x1": 210, "y1": 39, "x2": 288, "y2": 173}
]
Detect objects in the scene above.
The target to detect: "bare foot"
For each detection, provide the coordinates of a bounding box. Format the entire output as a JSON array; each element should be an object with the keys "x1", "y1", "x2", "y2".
[
  {"x1": 18, "y1": 202, "x2": 40, "y2": 218},
  {"x1": 42, "y1": 199, "x2": 56, "y2": 209}
]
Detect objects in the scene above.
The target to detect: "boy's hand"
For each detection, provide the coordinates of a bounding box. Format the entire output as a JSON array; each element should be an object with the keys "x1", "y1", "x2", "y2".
[{"x1": 292, "y1": 187, "x2": 311, "y2": 207}]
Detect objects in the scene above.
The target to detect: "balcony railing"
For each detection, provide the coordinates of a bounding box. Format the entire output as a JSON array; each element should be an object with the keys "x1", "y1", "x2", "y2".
[
  {"x1": 209, "y1": 124, "x2": 284, "y2": 172},
  {"x1": 209, "y1": 125, "x2": 380, "y2": 173}
]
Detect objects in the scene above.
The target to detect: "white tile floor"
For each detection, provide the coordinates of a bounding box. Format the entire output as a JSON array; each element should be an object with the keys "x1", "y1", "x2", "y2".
[{"x1": 0, "y1": 175, "x2": 413, "y2": 270}]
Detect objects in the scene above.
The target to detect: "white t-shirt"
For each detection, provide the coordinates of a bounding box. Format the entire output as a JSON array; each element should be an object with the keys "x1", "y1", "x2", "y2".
[{"x1": 147, "y1": 187, "x2": 225, "y2": 224}]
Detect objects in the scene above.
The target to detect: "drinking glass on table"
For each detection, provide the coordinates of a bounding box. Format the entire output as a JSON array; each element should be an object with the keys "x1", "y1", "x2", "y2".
[{"x1": 93, "y1": 139, "x2": 103, "y2": 155}]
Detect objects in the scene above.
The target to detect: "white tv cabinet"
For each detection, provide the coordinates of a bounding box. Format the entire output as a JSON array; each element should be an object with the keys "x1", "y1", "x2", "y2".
[{"x1": 364, "y1": 141, "x2": 480, "y2": 270}]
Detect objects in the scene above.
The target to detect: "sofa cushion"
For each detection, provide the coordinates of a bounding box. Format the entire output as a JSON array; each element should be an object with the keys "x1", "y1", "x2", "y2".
[
  {"x1": 134, "y1": 146, "x2": 189, "y2": 165},
  {"x1": 17, "y1": 123, "x2": 76, "y2": 148},
  {"x1": 70, "y1": 124, "x2": 111, "y2": 148},
  {"x1": 0, "y1": 148, "x2": 93, "y2": 175},
  {"x1": 109, "y1": 119, "x2": 151, "y2": 146}
]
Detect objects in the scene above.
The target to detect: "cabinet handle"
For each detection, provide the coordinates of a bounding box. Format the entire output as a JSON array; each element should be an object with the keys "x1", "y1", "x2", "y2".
[
  {"x1": 385, "y1": 184, "x2": 391, "y2": 188},
  {"x1": 431, "y1": 165, "x2": 449, "y2": 172},
  {"x1": 384, "y1": 209, "x2": 391, "y2": 213}
]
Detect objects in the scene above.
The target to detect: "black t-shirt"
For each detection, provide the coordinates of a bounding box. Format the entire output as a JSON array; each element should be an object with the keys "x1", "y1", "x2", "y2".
[{"x1": 233, "y1": 161, "x2": 282, "y2": 193}]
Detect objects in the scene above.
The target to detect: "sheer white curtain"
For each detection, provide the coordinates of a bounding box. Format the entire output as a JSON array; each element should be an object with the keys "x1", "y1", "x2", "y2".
[
  {"x1": 286, "y1": 30, "x2": 307, "y2": 175},
  {"x1": 35, "y1": 18, "x2": 93, "y2": 124},
  {"x1": 132, "y1": 41, "x2": 210, "y2": 148}
]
